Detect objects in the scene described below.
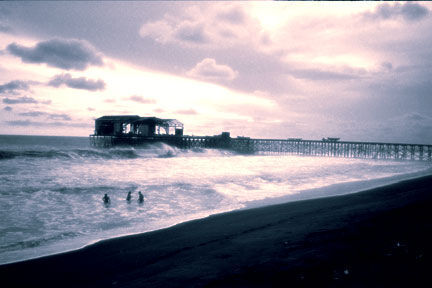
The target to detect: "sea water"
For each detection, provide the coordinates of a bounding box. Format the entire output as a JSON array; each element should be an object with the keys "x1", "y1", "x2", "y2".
[{"x1": 0, "y1": 135, "x2": 431, "y2": 265}]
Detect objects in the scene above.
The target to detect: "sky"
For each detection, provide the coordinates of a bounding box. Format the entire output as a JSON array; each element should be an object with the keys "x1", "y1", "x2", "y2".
[{"x1": 0, "y1": 1, "x2": 431, "y2": 144}]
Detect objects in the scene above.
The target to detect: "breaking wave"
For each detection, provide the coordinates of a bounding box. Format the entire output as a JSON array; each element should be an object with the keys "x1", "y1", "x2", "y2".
[
  {"x1": 0, "y1": 148, "x2": 139, "y2": 160},
  {"x1": 0, "y1": 144, "x2": 234, "y2": 161}
]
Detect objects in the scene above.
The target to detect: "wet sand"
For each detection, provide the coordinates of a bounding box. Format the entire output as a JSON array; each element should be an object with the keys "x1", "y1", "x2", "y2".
[{"x1": 2, "y1": 175, "x2": 432, "y2": 287}]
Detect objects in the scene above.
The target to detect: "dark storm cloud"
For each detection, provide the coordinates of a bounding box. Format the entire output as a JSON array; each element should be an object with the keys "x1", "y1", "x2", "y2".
[
  {"x1": 18, "y1": 111, "x2": 72, "y2": 121},
  {"x1": 7, "y1": 39, "x2": 104, "y2": 70},
  {"x1": 127, "y1": 95, "x2": 156, "y2": 104},
  {"x1": 48, "y1": 73, "x2": 105, "y2": 91},
  {"x1": 2, "y1": 96, "x2": 38, "y2": 104},
  {"x1": 0, "y1": 80, "x2": 30, "y2": 94},
  {"x1": 367, "y1": 2, "x2": 429, "y2": 22}
]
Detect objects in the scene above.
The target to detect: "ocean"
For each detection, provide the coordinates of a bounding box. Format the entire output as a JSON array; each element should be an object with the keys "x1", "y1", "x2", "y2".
[{"x1": 0, "y1": 135, "x2": 431, "y2": 265}]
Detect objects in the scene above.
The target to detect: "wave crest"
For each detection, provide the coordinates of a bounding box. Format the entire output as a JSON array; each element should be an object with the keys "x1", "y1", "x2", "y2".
[{"x1": 0, "y1": 144, "x2": 234, "y2": 161}]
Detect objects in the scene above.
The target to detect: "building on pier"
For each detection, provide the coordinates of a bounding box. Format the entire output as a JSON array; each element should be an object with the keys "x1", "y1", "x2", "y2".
[{"x1": 94, "y1": 115, "x2": 184, "y2": 137}]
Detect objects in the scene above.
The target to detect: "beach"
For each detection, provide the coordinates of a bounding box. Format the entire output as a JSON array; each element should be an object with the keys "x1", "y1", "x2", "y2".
[{"x1": 1, "y1": 174, "x2": 431, "y2": 287}]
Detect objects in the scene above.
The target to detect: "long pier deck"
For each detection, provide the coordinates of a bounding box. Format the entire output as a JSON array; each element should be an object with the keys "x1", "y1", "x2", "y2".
[{"x1": 90, "y1": 135, "x2": 432, "y2": 161}]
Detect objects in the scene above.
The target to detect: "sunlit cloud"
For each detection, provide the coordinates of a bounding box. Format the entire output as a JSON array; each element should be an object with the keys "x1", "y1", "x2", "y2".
[
  {"x1": 175, "y1": 108, "x2": 198, "y2": 115},
  {"x1": 187, "y1": 58, "x2": 238, "y2": 82},
  {"x1": 126, "y1": 95, "x2": 157, "y2": 104}
]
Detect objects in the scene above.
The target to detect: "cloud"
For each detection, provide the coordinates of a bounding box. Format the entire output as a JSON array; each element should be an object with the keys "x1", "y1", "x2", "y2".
[
  {"x1": 2, "y1": 96, "x2": 38, "y2": 104},
  {"x1": 175, "y1": 109, "x2": 198, "y2": 115},
  {"x1": 380, "y1": 61, "x2": 393, "y2": 71},
  {"x1": 187, "y1": 58, "x2": 238, "y2": 82},
  {"x1": 0, "y1": 23, "x2": 12, "y2": 33},
  {"x1": 127, "y1": 95, "x2": 157, "y2": 104},
  {"x1": 289, "y1": 68, "x2": 360, "y2": 81},
  {"x1": 5, "y1": 120, "x2": 87, "y2": 128},
  {"x1": 46, "y1": 113, "x2": 72, "y2": 121},
  {"x1": 18, "y1": 111, "x2": 72, "y2": 121},
  {"x1": 3, "y1": 106, "x2": 12, "y2": 111},
  {"x1": 139, "y1": 4, "x2": 262, "y2": 48},
  {"x1": 48, "y1": 73, "x2": 105, "y2": 91},
  {"x1": 7, "y1": 38, "x2": 104, "y2": 70},
  {"x1": 140, "y1": 19, "x2": 209, "y2": 46},
  {"x1": 0, "y1": 80, "x2": 31, "y2": 95},
  {"x1": 0, "y1": 6, "x2": 12, "y2": 33},
  {"x1": 18, "y1": 111, "x2": 45, "y2": 117},
  {"x1": 216, "y1": 7, "x2": 246, "y2": 24},
  {"x1": 374, "y1": 112, "x2": 432, "y2": 144},
  {"x1": 173, "y1": 22, "x2": 208, "y2": 44},
  {"x1": 2, "y1": 96, "x2": 51, "y2": 105},
  {"x1": 366, "y1": 2, "x2": 429, "y2": 22}
]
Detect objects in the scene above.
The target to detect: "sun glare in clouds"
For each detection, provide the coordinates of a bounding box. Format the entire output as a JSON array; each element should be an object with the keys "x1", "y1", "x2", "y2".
[
  {"x1": 249, "y1": 1, "x2": 382, "y2": 72},
  {"x1": 94, "y1": 59, "x2": 276, "y2": 134},
  {"x1": 250, "y1": 1, "x2": 378, "y2": 30},
  {"x1": 0, "y1": 32, "x2": 276, "y2": 136}
]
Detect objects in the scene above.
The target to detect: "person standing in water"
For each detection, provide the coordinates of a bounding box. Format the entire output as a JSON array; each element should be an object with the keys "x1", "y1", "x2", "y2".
[
  {"x1": 138, "y1": 191, "x2": 144, "y2": 204},
  {"x1": 102, "y1": 193, "x2": 110, "y2": 206},
  {"x1": 126, "y1": 191, "x2": 132, "y2": 203}
]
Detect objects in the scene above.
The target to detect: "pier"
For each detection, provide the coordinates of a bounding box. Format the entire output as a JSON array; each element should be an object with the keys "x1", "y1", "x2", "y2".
[{"x1": 90, "y1": 115, "x2": 432, "y2": 161}]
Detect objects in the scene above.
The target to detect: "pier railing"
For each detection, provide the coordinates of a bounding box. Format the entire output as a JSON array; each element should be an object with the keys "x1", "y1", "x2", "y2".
[{"x1": 89, "y1": 135, "x2": 432, "y2": 161}]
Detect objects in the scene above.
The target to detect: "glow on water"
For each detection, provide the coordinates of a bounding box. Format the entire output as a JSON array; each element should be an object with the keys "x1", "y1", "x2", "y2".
[{"x1": 0, "y1": 138, "x2": 431, "y2": 264}]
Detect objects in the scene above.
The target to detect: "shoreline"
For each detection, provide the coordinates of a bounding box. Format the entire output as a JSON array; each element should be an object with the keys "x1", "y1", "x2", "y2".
[
  {"x1": 2, "y1": 174, "x2": 432, "y2": 287},
  {"x1": 1, "y1": 168, "x2": 430, "y2": 266}
]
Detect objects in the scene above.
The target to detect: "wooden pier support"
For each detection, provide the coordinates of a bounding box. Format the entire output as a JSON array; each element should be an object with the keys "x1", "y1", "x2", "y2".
[
  {"x1": 229, "y1": 138, "x2": 432, "y2": 161},
  {"x1": 89, "y1": 135, "x2": 432, "y2": 161}
]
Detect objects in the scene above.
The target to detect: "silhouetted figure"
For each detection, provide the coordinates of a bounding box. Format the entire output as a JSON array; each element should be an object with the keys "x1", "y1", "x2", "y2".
[
  {"x1": 138, "y1": 191, "x2": 144, "y2": 204},
  {"x1": 102, "y1": 193, "x2": 110, "y2": 206},
  {"x1": 126, "y1": 191, "x2": 132, "y2": 203}
]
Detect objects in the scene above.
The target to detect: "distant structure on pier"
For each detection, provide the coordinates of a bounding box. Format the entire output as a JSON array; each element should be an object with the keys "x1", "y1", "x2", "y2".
[{"x1": 90, "y1": 115, "x2": 432, "y2": 161}]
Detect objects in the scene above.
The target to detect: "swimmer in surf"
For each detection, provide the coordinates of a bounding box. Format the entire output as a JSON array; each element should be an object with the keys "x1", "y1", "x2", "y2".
[
  {"x1": 126, "y1": 191, "x2": 132, "y2": 203},
  {"x1": 138, "y1": 191, "x2": 144, "y2": 204},
  {"x1": 103, "y1": 193, "x2": 111, "y2": 205}
]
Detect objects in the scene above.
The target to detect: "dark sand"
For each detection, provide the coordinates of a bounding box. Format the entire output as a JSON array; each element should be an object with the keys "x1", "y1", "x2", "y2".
[{"x1": 2, "y1": 175, "x2": 432, "y2": 287}]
